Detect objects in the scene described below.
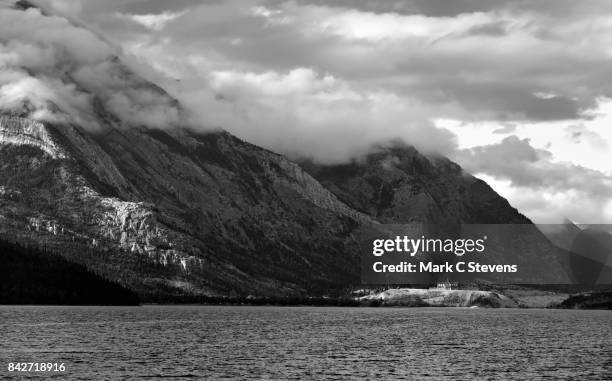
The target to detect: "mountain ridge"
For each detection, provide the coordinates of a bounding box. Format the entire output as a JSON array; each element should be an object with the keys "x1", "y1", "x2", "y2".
[
  {"x1": 299, "y1": 143, "x2": 532, "y2": 225},
  {"x1": 0, "y1": 111, "x2": 574, "y2": 297},
  {"x1": 0, "y1": 113, "x2": 368, "y2": 297}
]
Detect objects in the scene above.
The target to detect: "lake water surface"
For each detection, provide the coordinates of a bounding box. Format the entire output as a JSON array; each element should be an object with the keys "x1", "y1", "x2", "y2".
[{"x1": 0, "y1": 306, "x2": 610, "y2": 380}]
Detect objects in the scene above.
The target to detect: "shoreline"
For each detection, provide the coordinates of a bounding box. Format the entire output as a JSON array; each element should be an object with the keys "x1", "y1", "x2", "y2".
[
  {"x1": 2, "y1": 303, "x2": 611, "y2": 310},
  {"x1": 2, "y1": 289, "x2": 611, "y2": 310}
]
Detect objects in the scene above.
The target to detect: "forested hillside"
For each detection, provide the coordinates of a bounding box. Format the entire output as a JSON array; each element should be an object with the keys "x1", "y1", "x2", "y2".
[{"x1": 0, "y1": 238, "x2": 139, "y2": 305}]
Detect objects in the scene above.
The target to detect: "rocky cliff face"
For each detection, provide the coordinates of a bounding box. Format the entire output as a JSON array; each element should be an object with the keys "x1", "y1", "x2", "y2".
[{"x1": 0, "y1": 116, "x2": 66, "y2": 159}]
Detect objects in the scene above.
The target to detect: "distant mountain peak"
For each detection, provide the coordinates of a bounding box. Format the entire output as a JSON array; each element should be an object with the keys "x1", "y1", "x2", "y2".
[{"x1": 300, "y1": 143, "x2": 531, "y2": 225}]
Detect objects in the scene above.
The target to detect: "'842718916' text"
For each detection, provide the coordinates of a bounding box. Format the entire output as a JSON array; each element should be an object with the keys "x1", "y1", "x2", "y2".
[{"x1": 7, "y1": 363, "x2": 65, "y2": 372}]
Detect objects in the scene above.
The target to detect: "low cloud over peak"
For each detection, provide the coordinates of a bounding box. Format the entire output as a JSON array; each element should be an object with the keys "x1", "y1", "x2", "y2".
[{"x1": 0, "y1": 2, "x2": 187, "y2": 131}]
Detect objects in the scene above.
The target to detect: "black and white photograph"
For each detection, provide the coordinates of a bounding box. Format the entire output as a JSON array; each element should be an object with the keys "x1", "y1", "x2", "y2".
[{"x1": 0, "y1": 0, "x2": 611, "y2": 379}]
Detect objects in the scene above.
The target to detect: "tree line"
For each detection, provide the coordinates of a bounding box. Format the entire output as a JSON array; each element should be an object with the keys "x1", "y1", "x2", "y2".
[{"x1": 0, "y1": 238, "x2": 139, "y2": 305}]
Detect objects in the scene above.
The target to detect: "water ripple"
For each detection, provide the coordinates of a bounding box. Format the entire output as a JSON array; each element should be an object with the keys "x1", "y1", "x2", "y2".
[{"x1": 0, "y1": 306, "x2": 610, "y2": 380}]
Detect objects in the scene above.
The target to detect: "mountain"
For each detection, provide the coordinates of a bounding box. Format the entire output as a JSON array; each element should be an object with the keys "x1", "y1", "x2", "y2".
[
  {"x1": 299, "y1": 144, "x2": 532, "y2": 225},
  {"x1": 0, "y1": 113, "x2": 373, "y2": 298},
  {"x1": 300, "y1": 146, "x2": 576, "y2": 285},
  {"x1": 541, "y1": 221, "x2": 612, "y2": 285},
  {"x1": 538, "y1": 219, "x2": 584, "y2": 251},
  {"x1": 0, "y1": 1, "x2": 573, "y2": 300}
]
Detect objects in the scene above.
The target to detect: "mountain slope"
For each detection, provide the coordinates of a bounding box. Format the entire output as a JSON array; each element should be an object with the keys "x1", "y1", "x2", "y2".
[
  {"x1": 0, "y1": 238, "x2": 139, "y2": 305},
  {"x1": 541, "y1": 221, "x2": 612, "y2": 285},
  {"x1": 0, "y1": 114, "x2": 371, "y2": 298}
]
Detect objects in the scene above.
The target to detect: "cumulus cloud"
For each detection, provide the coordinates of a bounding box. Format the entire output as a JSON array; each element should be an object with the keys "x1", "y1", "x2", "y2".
[
  {"x1": 456, "y1": 136, "x2": 612, "y2": 194},
  {"x1": 477, "y1": 174, "x2": 612, "y2": 224},
  {"x1": 455, "y1": 137, "x2": 612, "y2": 222}
]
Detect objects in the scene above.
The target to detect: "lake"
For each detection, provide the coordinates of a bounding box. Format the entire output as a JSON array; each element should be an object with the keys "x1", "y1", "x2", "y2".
[{"x1": 0, "y1": 306, "x2": 610, "y2": 379}]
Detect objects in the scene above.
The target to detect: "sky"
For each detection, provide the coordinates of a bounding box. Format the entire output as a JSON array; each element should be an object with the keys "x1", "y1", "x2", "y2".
[{"x1": 4, "y1": 0, "x2": 612, "y2": 223}]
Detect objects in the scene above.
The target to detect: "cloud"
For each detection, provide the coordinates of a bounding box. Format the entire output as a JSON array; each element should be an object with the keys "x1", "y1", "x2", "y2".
[
  {"x1": 46, "y1": 0, "x2": 82, "y2": 17},
  {"x1": 477, "y1": 174, "x2": 612, "y2": 224},
  {"x1": 117, "y1": 10, "x2": 188, "y2": 31},
  {"x1": 0, "y1": 72, "x2": 95, "y2": 127},
  {"x1": 564, "y1": 124, "x2": 609, "y2": 150},
  {"x1": 456, "y1": 136, "x2": 612, "y2": 193},
  {"x1": 455, "y1": 136, "x2": 612, "y2": 222},
  {"x1": 76, "y1": 0, "x2": 612, "y2": 124},
  {"x1": 0, "y1": 4, "x2": 185, "y2": 130},
  {"x1": 176, "y1": 67, "x2": 456, "y2": 162},
  {"x1": 286, "y1": 0, "x2": 612, "y2": 18},
  {"x1": 492, "y1": 123, "x2": 517, "y2": 134}
]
